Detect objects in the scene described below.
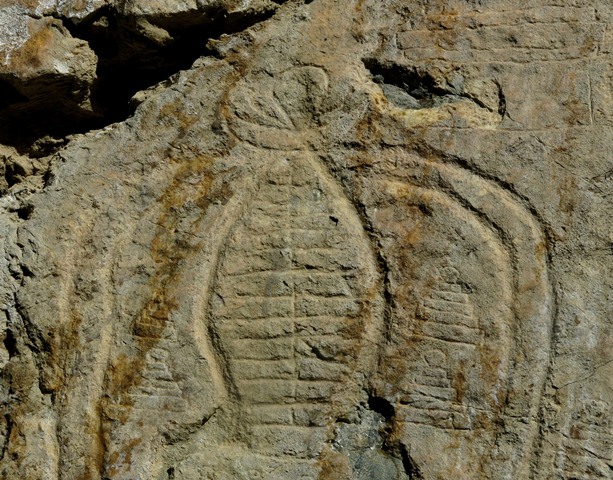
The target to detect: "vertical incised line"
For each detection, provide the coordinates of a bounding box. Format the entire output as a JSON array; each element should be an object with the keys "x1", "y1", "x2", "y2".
[{"x1": 289, "y1": 156, "x2": 298, "y2": 412}]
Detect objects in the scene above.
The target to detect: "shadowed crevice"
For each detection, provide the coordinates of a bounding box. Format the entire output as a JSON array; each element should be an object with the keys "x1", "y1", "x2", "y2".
[
  {"x1": 363, "y1": 58, "x2": 453, "y2": 109},
  {"x1": 363, "y1": 57, "x2": 504, "y2": 119},
  {"x1": 399, "y1": 443, "x2": 424, "y2": 480},
  {"x1": 0, "y1": 4, "x2": 279, "y2": 154},
  {"x1": 366, "y1": 393, "x2": 424, "y2": 479},
  {"x1": 368, "y1": 394, "x2": 395, "y2": 421}
]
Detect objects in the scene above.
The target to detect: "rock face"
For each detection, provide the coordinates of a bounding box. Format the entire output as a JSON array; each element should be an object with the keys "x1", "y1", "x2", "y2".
[{"x1": 0, "y1": 1, "x2": 611, "y2": 479}]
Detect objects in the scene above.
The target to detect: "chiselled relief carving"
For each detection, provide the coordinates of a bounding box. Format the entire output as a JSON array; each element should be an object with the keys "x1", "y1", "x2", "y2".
[
  {"x1": 51, "y1": 65, "x2": 380, "y2": 479},
  {"x1": 414, "y1": 264, "x2": 481, "y2": 346},
  {"x1": 227, "y1": 65, "x2": 330, "y2": 151},
  {"x1": 58, "y1": 154, "x2": 224, "y2": 477},
  {"x1": 399, "y1": 349, "x2": 472, "y2": 430},
  {"x1": 395, "y1": 262, "x2": 481, "y2": 434},
  {"x1": 559, "y1": 399, "x2": 612, "y2": 479},
  {"x1": 209, "y1": 151, "x2": 378, "y2": 458},
  {"x1": 53, "y1": 60, "x2": 553, "y2": 479},
  {"x1": 195, "y1": 65, "x2": 383, "y2": 463},
  {"x1": 120, "y1": 302, "x2": 187, "y2": 412},
  {"x1": 365, "y1": 151, "x2": 553, "y2": 479},
  {"x1": 95, "y1": 64, "x2": 550, "y2": 480},
  {"x1": 549, "y1": 362, "x2": 613, "y2": 480},
  {"x1": 125, "y1": 348, "x2": 187, "y2": 412}
]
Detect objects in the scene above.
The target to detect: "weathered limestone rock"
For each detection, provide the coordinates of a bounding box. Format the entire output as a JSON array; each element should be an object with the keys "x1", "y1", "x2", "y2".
[
  {"x1": 0, "y1": 5, "x2": 98, "y2": 146},
  {"x1": 0, "y1": 0, "x2": 611, "y2": 479}
]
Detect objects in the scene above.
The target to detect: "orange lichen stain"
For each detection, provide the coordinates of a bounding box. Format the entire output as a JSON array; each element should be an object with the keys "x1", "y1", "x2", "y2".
[
  {"x1": 353, "y1": 98, "x2": 385, "y2": 146},
  {"x1": 101, "y1": 152, "x2": 235, "y2": 428},
  {"x1": 534, "y1": 236, "x2": 548, "y2": 260},
  {"x1": 10, "y1": 21, "x2": 54, "y2": 70},
  {"x1": 452, "y1": 360, "x2": 468, "y2": 403},
  {"x1": 578, "y1": 34, "x2": 598, "y2": 56},
  {"x1": 89, "y1": 397, "x2": 107, "y2": 480},
  {"x1": 569, "y1": 424, "x2": 581, "y2": 440},
  {"x1": 18, "y1": 0, "x2": 43, "y2": 9},
  {"x1": 104, "y1": 437, "x2": 142, "y2": 478},
  {"x1": 67, "y1": 0, "x2": 89, "y2": 12},
  {"x1": 436, "y1": 10, "x2": 462, "y2": 30},
  {"x1": 476, "y1": 345, "x2": 507, "y2": 417},
  {"x1": 37, "y1": 309, "x2": 83, "y2": 395},
  {"x1": 376, "y1": 349, "x2": 412, "y2": 393},
  {"x1": 105, "y1": 353, "x2": 144, "y2": 403},
  {"x1": 159, "y1": 101, "x2": 199, "y2": 141},
  {"x1": 137, "y1": 290, "x2": 177, "y2": 327},
  {"x1": 317, "y1": 449, "x2": 352, "y2": 480},
  {"x1": 150, "y1": 154, "x2": 232, "y2": 269},
  {"x1": 556, "y1": 173, "x2": 578, "y2": 217}
]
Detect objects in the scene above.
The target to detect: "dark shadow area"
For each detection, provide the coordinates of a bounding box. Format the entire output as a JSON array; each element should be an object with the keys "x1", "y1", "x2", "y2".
[
  {"x1": 3, "y1": 329, "x2": 18, "y2": 358},
  {"x1": 364, "y1": 57, "x2": 506, "y2": 118},
  {"x1": 64, "y1": 5, "x2": 277, "y2": 125},
  {"x1": 0, "y1": 84, "x2": 92, "y2": 156},
  {"x1": 0, "y1": 4, "x2": 278, "y2": 154},
  {"x1": 367, "y1": 393, "x2": 424, "y2": 479},
  {"x1": 0, "y1": 81, "x2": 27, "y2": 111},
  {"x1": 363, "y1": 57, "x2": 454, "y2": 109},
  {"x1": 399, "y1": 443, "x2": 424, "y2": 480},
  {"x1": 368, "y1": 394, "x2": 395, "y2": 421}
]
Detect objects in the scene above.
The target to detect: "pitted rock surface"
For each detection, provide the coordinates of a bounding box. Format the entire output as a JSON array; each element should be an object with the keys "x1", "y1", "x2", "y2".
[{"x1": 0, "y1": 1, "x2": 611, "y2": 479}]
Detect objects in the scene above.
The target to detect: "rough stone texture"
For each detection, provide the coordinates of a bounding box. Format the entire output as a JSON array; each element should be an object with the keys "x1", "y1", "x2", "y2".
[
  {"x1": 0, "y1": 0, "x2": 611, "y2": 479},
  {"x1": 0, "y1": 5, "x2": 98, "y2": 146}
]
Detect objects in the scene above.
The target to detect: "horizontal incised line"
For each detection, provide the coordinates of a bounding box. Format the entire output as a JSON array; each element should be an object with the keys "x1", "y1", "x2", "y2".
[
  {"x1": 411, "y1": 334, "x2": 478, "y2": 347},
  {"x1": 223, "y1": 270, "x2": 356, "y2": 279},
  {"x1": 216, "y1": 315, "x2": 352, "y2": 323}
]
